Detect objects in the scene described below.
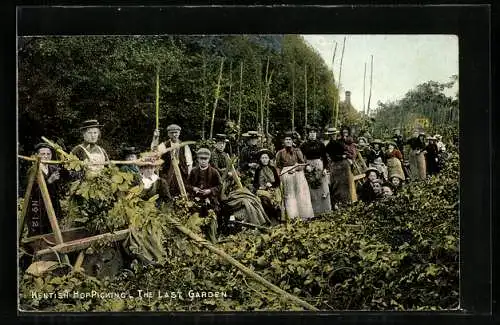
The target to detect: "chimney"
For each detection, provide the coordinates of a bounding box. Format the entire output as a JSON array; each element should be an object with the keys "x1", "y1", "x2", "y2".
[{"x1": 345, "y1": 91, "x2": 351, "y2": 105}]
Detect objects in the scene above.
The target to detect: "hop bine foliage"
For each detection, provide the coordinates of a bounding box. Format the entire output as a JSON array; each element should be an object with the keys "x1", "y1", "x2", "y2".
[{"x1": 20, "y1": 145, "x2": 459, "y2": 312}]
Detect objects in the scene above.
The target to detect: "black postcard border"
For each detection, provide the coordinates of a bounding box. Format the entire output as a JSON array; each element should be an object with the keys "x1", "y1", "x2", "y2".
[{"x1": 1, "y1": 3, "x2": 494, "y2": 325}]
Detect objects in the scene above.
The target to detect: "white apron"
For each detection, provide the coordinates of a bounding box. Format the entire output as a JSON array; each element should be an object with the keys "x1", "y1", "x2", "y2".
[
  {"x1": 78, "y1": 145, "x2": 107, "y2": 176},
  {"x1": 280, "y1": 165, "x2": 314, "y2": 220}
]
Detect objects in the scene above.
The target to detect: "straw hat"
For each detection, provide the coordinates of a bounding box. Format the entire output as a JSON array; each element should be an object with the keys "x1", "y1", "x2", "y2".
[
  {"x1": 427, "y1": 136, "x2": 437, "y2": 141},
  {"x1": 215, "y1": 133, "x2": 230, "y2": 142},
  {"x1": 242, "y1": 130, "x2": 262, "y2": 138},
  {"x1": 371, "y1": 139, "x2": 384, "y2": 145},
  {"x1": 324, "y1": 127, "x2": 339, "y2": 135},
  {"x1": 79, "y1": 119, "x2": 104, "y2": 130}
]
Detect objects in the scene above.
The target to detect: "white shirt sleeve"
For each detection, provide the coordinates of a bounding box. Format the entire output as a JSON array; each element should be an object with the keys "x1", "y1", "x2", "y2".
[
  {"x1": 185, "y1": 145, "x2": 193, "y2": 174},
  {"x1": 157, "y1": 142, "x2": 168, "y2": 155}
]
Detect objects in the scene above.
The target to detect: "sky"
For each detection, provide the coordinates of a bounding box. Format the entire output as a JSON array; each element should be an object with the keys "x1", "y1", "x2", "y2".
[{"x1": 302, "y1": 35, "x2": 458, "y2": 113}]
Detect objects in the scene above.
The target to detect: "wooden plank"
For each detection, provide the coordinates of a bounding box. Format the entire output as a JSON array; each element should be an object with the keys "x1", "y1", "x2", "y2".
[
  {"x1": 36, "y1": 169, "x2": 70, "y2": 265},
  {"x1": 19, "y1": 158, "x2": 40, "y2": 242},
  {"x1": 21, "y1": 227, "x2": 88, "y2": 245},
  {"x1": 35, "y1": 229, "x2": 130, "y2": 256}
]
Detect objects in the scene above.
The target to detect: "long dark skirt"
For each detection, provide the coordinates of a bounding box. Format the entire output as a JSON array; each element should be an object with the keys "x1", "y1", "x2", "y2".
[{"x1": 329, "y1": 159, "x2": 355, "y2": 205}]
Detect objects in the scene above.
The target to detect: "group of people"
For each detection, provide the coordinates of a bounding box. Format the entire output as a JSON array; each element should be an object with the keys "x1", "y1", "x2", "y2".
[{"x1": 23, "y1": 119, "x2": 449, "y2": 241}]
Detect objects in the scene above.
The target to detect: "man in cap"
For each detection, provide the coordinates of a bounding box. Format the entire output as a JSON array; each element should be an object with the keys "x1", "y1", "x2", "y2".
[
  {"x1": 239, "y1": 130, "x2": 263, "y2": 179},
  {"x1": 70, "y1": 119, "x2": 109, "y2": 176},
  {"x1": 150, "y1": 124, "x2": 193, "y2": 197},
  {"x1": 186, "y1": 148, "x2": 222, "y2": 243},
  {"x1": 210, "y1": 134, "x2": 230, "y2": 173}
]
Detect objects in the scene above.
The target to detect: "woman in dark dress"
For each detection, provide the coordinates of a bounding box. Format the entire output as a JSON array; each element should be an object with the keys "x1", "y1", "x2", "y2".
[
  {"x1": 425, "y1": 136, "x2": 440, "y2": 176},
  {"x1": 253, "y1": 149, "x2": 282, "y2": 224}
]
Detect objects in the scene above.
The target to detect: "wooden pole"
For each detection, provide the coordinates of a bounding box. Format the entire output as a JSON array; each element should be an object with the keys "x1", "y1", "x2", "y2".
[
  {"x1": 304, "y1": 64, "x2": 308, "y2": 129},
  {"x1": 291, "y1": 63, "x2": 295, "y2": 132},
  {"x1": 209, "y1": 57, "x2": 225, "y2": 140},
  {"x1": 363, "y1": 62, "x2": 367, "y2": 114},
  {"x1": 18, "y1": 158, "x2": 40, "y2": 242},
  {"x1": 36, "y1": 229, "x2": 130, "y2": 256},
  {"x1": 228, "y1": 60, "x2": 233, "y2": 120},
  {"x1": 367, "y1": 54, "x2": 374, "y2": 116},
  {"x1": 265, "y1": 69, "x2": 273, "y2": 136},
  {"x1": 331, "y1": 42, "x2": 338, "y2": 127},
  {"x1": 155, "y1": 66, "x2": 160, "y2": 130},
  {"x1": 36, "y1": 169, "x2": 70, "y2": 265},
  {"x1": 335, "y1": 36, "x2": 347, "y2": 128},
  {"x1": 171, "y1": 155, "x2": 188, "y2": 199},
  {"x1": 237, "y1": 61, "x2": 243, "y2": 149},
  {"x1": 201, "y1": 54, "x2": 208, "y2": 140},
  {"x1": 165, "y1": 215, "x2": 319, "y2": 311},
  {"x1": 262, "y1": 59, "x2": 269, "y2": 132}
]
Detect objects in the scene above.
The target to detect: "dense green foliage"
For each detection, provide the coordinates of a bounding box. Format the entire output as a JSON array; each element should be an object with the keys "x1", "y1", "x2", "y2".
[
  {"x1": 19, "y1": 148, "x2": 458, "y2": 311},
  {"x1": 18, "y1": 35, "x2": 459, "y2": 312},
  {"x1": 371, "y1": 77, "x2": 459, "y2": 139},
  {"x1": 18, "y1": 35, "x2": 356, "y2": 157}
]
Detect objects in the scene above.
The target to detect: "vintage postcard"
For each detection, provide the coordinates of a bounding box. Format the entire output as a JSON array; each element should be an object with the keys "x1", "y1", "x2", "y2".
[{"x1": 17, "y1": 33, "x2": 459, "y2": 312}]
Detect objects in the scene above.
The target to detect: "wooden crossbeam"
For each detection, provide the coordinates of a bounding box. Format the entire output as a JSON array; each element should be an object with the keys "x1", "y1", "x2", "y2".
[{"x1": 35, "y1": 229, "x2": 130, "y2": 257}]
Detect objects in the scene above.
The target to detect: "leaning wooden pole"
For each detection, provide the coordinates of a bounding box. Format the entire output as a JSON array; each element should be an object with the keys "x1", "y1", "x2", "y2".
[
  {"x1": 331, "y1": 42, "x2": 338, "y2": 127},
  {"x1": 36, "y1": 169, "x2": 70, "y2": 265},
  {"x1": 367, "y1": 54, "x2": 374, "y2": 116},
  {"x1": 335, "y1": 36, "x2": 347, "y2": 128},
  {"x1": 201, "y1": 54, "x2": 208, "y2": 140},
  {"x1": 18, "y1": 157, "x2": 40, "y2": 242},
  {"x1": 291, "y1": 62, "x2": 296, "y2": 132},
  {"x1": 209, "y1": 57, "x2": 225, "y2": 140},
  {"x1": 228, "y1": 60, "x2": 233, "y2": 120},
  {"x1": 155, "y1": 66, "x2": 160, "y2": 130},
  {"x1": 265, "y1": 70, "x2": 273, "y2": 136},
  {"x1": 363, "y1": 62, "x2": 367, "y2": 115},
  {"x1": 261, "y1": 59, "x2": 269, "y2": 132},
  {"x1": 237, "y1": 61, "x2": 243, "y2": 149},
  {"x1": 165, "y1": 214, "x2": 319, "y2": 311},
  {"x1": 304, "y1": 64, "x2": 308, "y2": 129}
]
